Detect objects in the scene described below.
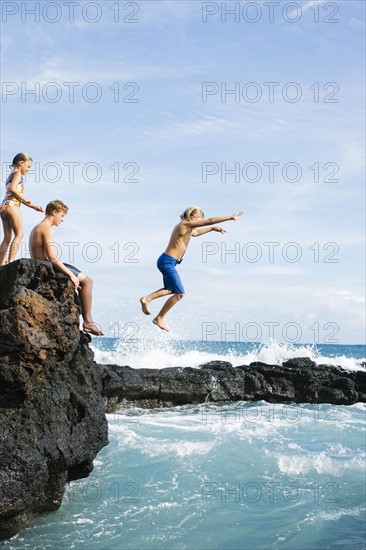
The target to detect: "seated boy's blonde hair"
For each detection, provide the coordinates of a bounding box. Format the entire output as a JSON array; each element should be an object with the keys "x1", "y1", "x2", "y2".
[
  {"x1": 180, "y1": 206, "x2": 204, "y2": 220},
  {"x1": 45, "y1": 200, "x2": 69, "y2": 215}
]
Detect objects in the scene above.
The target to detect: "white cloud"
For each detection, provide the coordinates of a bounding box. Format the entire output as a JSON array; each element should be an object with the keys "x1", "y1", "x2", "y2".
[
  {"x1": 333, "y1": 290, "x2": 365, "y2": 305},
  {"x1": 141, "y1": 113, "x2": 237, "y2": 143},
  {"x1": 349, "y1": 17, "x2": 366, "y2": 30},
  {"x1": 3, "y1": 56, "x2": 205, "y2": 86},
  {"x1": 246, "y1": 266, "x2": 306, "y2": 275}
]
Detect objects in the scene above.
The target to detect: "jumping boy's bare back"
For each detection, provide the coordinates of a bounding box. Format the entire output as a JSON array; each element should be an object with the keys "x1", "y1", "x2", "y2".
[{"x1": 141, "y1": 206, "x2": 244, "y2": 332}]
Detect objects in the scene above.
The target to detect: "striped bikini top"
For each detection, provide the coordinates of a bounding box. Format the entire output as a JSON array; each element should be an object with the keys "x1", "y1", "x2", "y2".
[{"x1": 3, "y1": 173, "x2": 24, "y2": 205}]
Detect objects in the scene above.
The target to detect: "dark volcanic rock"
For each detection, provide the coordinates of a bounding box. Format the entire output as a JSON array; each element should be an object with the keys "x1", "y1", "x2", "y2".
[
  {"x1": 101, "y1": 360, "x2": 366, "y2": 412},
  {"x1": 282, "y1": 357, "x2": 316, "y2": 368},
  {"x1": 0, "y1": 259, "x2": 108, "y2": 541}
]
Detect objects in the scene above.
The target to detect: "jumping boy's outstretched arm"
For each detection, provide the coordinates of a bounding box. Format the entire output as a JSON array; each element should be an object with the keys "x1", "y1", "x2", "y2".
[
  {"x1": 183, "y1": 210, "x2": 244, "y2": 237},
  {"x1": 184, "y1": 210, "x2": 244, "y2": 230},
  {"x1": 192, "y1": 226, "x2": 227, "y2": 237}
]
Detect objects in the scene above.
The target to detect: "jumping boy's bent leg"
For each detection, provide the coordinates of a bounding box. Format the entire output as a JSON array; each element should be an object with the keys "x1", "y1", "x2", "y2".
[
  {"x1": 77, "y1": 272, "x2": 104, "y2": 336},
  {"x1": 143, "y1": 253, "x2": 185, "y2": 329},
  {"x1": 153, "y1": 293, "x2": 184, "y2": 332},
  {"x1": 140, "y1": 288, "x2": 172, "y2": 315}
]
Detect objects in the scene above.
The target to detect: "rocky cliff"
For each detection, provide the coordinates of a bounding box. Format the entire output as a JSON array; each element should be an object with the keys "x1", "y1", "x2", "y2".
[{"x1": 0, "y1": 259, "x2": 108, "y2": 540}]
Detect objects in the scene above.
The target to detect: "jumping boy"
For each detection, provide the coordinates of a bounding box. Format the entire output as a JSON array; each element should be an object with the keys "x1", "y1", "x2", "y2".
[
  {"x1": 29, "y1": 199, "x2": 104, "y2": 336},
  {"x1": 140, "y1": 206, "x2": 244, "y2": 332}
]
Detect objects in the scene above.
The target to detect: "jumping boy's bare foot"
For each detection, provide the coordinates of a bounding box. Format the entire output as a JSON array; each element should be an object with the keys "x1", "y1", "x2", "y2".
[
  {"x1": 140, "y1": 297, "x2": 151, "y2": 315},
  {"x1": 153, "y1": 317, "x2": 169, "y2": 332},
  {"x1": 83, "y1": 322, "x2": 104, "y2": 336}
]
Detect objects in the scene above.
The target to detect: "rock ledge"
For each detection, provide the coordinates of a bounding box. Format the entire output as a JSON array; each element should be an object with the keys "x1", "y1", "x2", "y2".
[{"x1": 101, "y1": 357, "x2": 365, "y2": 411}]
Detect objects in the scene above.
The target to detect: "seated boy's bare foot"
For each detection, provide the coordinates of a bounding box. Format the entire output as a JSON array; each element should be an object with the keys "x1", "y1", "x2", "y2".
[
  {"x1": 83, "y1": 322, "x2": 104, "y2": 336},
  {"x1": 140, "y1": 297, "x2": 151, "y2": 315},
  {"x1": 153, "y1": 317, "x2": 169, "y2": 332}
]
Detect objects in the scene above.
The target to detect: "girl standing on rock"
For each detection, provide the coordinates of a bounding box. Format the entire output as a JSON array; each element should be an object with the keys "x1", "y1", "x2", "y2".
[{"x1": 0, "y1": 152, "x2": 44, "y2": 265}]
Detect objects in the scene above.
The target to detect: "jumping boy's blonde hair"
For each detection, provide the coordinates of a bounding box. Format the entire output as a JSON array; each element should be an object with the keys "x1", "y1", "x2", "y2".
[
  {"x1": 45, "y1": 200, "x2": 69, "y2": 215},
  {"x1": 180, "y1": 206, "x2": 204, "y2": 220}
]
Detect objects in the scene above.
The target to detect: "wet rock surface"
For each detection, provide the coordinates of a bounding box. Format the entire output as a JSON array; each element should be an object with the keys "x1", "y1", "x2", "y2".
[
  {"x1": 101, "y1": 357, "x2": 365, "y2": 411},
  {"x1": 0, "y1": 260, "x2": 108, "y2": 541}
]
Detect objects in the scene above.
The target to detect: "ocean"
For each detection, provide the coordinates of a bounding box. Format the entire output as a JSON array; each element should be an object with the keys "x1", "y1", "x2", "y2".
[{"x1": 4, "y1": 340, "x2": 366, "y2": 550}]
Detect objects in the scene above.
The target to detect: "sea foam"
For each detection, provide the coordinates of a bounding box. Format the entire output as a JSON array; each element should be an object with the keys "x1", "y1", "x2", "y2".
[{"x1": 91, "y1": 338, "x2": 365, "y2": 372}]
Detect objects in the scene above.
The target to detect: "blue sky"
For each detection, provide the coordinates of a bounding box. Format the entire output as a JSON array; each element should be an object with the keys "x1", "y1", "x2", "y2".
[{"x1": 1, "y1": 0, "x2": 365, "y2": 344}]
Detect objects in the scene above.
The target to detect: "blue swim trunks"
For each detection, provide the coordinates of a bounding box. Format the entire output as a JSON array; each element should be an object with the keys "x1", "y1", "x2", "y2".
[{"x1": 157, "y1": 253, "x2": 185, "y2": 295}]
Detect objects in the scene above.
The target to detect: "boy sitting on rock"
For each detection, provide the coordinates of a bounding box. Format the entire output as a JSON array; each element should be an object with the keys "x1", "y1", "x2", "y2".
[{"x1": 29, "y1": 199, "x2": 104, "y2": 336}]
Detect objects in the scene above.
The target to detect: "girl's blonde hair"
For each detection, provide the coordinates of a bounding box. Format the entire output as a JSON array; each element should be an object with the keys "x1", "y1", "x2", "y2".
[
  {"x1": 180, "y1": 206, "x2": 204, "y2": 220},
  {"x1": 11, "y1": 152, "x2": 33, "y2": 168}
]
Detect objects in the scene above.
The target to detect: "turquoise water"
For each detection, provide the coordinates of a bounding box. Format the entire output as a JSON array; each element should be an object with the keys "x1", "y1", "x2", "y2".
[{"x1": 4, "y1": 341, "x2": 366, "y2": 550}]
